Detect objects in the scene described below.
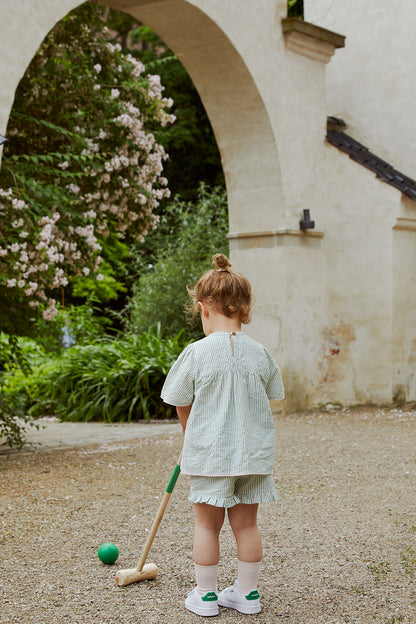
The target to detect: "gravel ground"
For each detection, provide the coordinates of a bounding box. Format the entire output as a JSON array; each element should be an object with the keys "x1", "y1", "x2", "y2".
[{"x1": 1, "y1": 407, "x2": 416, "y2": 624}]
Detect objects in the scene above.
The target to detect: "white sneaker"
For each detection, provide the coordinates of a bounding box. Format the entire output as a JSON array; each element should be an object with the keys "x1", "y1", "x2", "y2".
[
  {"x1": 185, "y1": 587, "x2": 219, "y2": 617},
  {"x1": 218, "y1": 581, "x2": 261, "y2": 614}
]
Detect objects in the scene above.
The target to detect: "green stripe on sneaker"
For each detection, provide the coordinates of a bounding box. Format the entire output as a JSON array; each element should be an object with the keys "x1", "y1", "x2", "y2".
[
  {"x1": 245, "y1": 590, "x2": 260, "y2": 600},
  {"x1": 201, "y1": 592, "x2": 218, "y2": 602}
]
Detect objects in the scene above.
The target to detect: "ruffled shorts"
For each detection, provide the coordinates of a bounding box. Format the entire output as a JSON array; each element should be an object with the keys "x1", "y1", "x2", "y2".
[{"x1": 188, "y1": 474, "x2": 278, "y2": 508}]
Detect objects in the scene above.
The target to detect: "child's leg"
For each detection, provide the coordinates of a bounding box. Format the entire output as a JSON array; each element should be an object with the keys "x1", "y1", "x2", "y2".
[
  {"x1": 193, "y1": 502, "x2": 225, "y2": 565},
  {"x1": 228, "y1": 503, "x2": 262, "y2": 594},
  {"x1": 185, "y1": 504, "x2": 225, "y2": 615},
  {"x1": 193, "y1": 503, "x2": 225, "y2": 596},
  {"x1": 228, "y1": 503, "x2": 262, "y2": 562}
]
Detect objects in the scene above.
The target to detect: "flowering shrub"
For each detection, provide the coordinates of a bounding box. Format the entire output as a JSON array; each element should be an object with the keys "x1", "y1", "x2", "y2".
[{"x1": 0, "y1": 4, "x2": 175, "y2": 323}]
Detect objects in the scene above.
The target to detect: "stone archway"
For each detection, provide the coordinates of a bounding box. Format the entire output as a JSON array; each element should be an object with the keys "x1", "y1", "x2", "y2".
[
  {"x1": 0, "y1": 0, "x2": 285, "y2": 236},
  {"x1": 0, "y1": 0, "x2": 290, "y2": 343}
]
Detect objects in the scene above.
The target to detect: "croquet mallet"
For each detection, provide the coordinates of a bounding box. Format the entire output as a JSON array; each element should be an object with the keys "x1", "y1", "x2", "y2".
[{"x1": 115, "y1": 448, "x2": 182, "y2": 587}]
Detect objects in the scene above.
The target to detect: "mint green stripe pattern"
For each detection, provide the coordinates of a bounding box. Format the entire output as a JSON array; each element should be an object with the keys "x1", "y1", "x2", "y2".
[{"x1": 161, "y1": 331, "x2": 284, "y2": 477}]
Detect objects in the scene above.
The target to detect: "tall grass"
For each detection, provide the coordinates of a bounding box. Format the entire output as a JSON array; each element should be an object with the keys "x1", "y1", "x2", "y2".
[{"x1": 3, "y1": 326, "x2": 188, "y2": 423}]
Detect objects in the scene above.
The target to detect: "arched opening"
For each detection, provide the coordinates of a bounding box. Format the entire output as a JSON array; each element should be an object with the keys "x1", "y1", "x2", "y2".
[
  {"x1": 0, "y1": 0, "x2": 287, "y2": 358},
  {"x1": 0, "y1": 0, "x2": 284, "y2": 236}
]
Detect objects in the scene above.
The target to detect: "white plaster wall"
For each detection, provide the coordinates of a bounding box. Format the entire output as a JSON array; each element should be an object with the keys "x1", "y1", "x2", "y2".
[
  {"x1": 0, "y1": 0, "x2": 80, "y2": 136},
  {"x1": 392, "y1": 204, "x2": 416, "y2": 402},
  {"x1": 306, "y1": 0, "x2": 416, "y2": 180},
  {"x1": 230, "y1": 233, "x2": 327, "y2": 411},
  {"x1": 193, "y1": 0, "x2": 330, "y2": 228},
  {"x1": 320, "y1": 142, "x2": 399, "y2": 404}
]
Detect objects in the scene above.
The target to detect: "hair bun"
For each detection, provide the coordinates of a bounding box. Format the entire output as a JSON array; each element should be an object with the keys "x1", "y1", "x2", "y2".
[{"x1": 212, "y1": 253, "x2": 231, "y2": 271}]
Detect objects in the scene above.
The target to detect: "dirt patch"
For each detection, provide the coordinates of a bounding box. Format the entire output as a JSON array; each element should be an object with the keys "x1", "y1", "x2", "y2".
[{"x1": 1, "y1": 407, "x2": 416, "y2": 623}]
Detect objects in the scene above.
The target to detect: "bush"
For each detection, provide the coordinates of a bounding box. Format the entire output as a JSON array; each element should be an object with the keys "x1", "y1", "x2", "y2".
[
  {"x1": 2, "y1": 326, "x2": 188, "y2": 423},
  {"x1": 0, "y1": 333, "x2": 45, "y2": 448},
  {"x1": 0, "y1": 398, "x2": 40, "y2": 450},
  {"x1": 126, "y1": 185, "x2": 228, "y2": 340}
]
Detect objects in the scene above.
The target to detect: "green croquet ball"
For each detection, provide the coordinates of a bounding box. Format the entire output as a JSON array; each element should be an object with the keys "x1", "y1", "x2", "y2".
[{"x1": 98, "y1": 542, "x2": 119, "y2": 565}]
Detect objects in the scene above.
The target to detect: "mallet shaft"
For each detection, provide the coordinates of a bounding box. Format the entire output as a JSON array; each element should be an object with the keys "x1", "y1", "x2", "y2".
[
  {"x1": 136, "y1": 453, "x2": 181, "y2": 570},
  {"x1": 116, "y1": 448, "x2": 182, "y2": 586}
]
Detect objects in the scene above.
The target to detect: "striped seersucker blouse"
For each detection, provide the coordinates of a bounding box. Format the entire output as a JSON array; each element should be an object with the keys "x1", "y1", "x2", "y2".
[{"x1": 161, "y1": 331, "x2": 284, "y2": 477}]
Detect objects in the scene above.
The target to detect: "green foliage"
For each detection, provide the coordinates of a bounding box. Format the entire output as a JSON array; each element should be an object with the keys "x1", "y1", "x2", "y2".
[
  {"x1": 287, "y1": 0, "x2": 304, "y2": 19},
  {"x1": 0, "y1": 333, "x2": 43, "y2": 449},
  {"x1": 0, "y1": 397, "x2": 40, "y2": 450},
  {"x1": 2, "y1": 326, "x2": 188, "y2": 423},
  {"x1": 70, "y1": 235, "x2": 130, "y2": 304},
  {"x1": 40, "y1": 304, "x2": 111, "y2": 351},
  {"x1": 153, "y1": 57, "x2": 224, "y2": 200},
  {"x1": 0, "y1": 333, "x2": 46, "y2": 375},
  {"x1": 0, "y1": 304, "x2": 109, "y2": 358},
  {"x1": 126, "y1": 185, "x2": 228, "y2": 340}
]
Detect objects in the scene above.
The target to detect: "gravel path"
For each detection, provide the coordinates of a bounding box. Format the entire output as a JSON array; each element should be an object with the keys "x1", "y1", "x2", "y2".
[{"x1": 1, "y1": 407, "x2": 416, "y2": 624}]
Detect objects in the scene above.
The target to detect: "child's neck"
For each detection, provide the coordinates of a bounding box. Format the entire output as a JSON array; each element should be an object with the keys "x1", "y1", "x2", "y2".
[{"x1": 203, "y1": 309, "x2": 242, "y2": 335}]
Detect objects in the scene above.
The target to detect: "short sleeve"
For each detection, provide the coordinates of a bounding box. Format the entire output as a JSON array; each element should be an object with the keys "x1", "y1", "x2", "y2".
[
  {"x1": 264, "y1": 349, "x2": 285, "y2": 400},
  {"x1": 161, "y1": 345, "x2": 195, "y2": 406}
]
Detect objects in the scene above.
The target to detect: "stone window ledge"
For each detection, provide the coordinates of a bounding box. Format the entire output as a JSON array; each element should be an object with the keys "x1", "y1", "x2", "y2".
[
  {"x1": 228, "y1": 228, "x2": 324, "y2": 250},
  {"x1": 282, "y1": 17, "x2": 345, "y2": 63}
]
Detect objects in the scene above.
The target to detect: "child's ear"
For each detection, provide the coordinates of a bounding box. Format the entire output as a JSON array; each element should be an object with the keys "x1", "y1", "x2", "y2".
[{"x1": 198, "y1": 301, "x2": 209, "y2": 317}]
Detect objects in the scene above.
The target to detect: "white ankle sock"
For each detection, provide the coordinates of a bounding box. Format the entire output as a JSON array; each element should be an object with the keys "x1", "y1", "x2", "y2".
[
  {"x1": 236, "y1": 560, "x2": 261, "y2": 595},
  {"x1": 194, "y1": 563, "x2": 218, "y2": 596}
]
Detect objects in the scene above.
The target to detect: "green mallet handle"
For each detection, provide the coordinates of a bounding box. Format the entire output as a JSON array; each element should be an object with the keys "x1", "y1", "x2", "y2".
[{"x1": 135, "y1": 448, "x2": 182, "y2": 572}]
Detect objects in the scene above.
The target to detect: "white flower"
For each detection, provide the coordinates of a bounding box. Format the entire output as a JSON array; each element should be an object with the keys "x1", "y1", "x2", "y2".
[
  {"x1": 96, "y1": 273, "x2": 104, "y2": 281},
  {"x1": 82, "y1": 267, "x2": 90, "y2": 276},
  {"x1": 93, "y1": 63, "x2": 102, "y2": 73},
  {"x1": 12, "y1": 198, "x2": 25, "y2": 210},
  {"x1": 67, "y1": 183, "x2": 80, "y2": 195},
  {"x1": 25, "y1": 282, "x2": 38, "y2": 296},
  {"x1": 42, "y1": 302, "x2": 58, "y2": 321},
  {"x1": 107, "y1": 42, "x2": 121, "y2": 54},
  {"x1": 111, "y1": 88, "x2": 120, "y2": 99}
]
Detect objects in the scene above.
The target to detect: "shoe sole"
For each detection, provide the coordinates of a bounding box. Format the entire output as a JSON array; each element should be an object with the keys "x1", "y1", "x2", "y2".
[
  {"x1": 185, "y1": 603, "x2": 219, "y2": 617},
  {"x1": 218, "y1": 598, "x2": 261, "y2": 614}
]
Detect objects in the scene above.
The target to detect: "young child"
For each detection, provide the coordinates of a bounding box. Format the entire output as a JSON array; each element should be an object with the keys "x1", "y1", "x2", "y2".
[{"x1": 161, "y1": 253, "x2": 284, "y2": 617}]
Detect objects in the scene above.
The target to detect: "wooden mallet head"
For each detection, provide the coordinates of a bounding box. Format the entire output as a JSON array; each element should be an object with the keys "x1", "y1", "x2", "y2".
[{"x1": 116, "y1": 562, "x2": 159, "y2": 586}]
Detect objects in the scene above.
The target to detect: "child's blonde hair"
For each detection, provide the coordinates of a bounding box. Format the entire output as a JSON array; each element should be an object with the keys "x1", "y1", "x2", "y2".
[{"x1": 187, "y1": 253, "x2": 252, "y2": 324}]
